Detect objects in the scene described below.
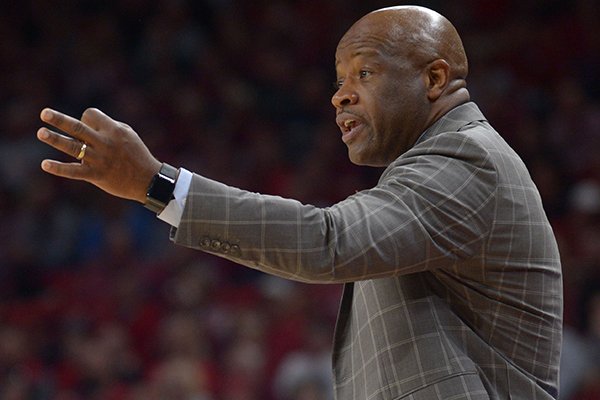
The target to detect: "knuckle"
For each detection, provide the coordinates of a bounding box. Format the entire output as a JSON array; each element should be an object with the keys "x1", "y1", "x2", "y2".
[
  {"x1": 50, "y1": 133, "x2": 62, "y2": 146},
  {"x1": 113, "y1": 122, "x2": 130, "y2": 137},
  {"x1": 73, "y1": 121, "x2": 85, "y2": 135}
]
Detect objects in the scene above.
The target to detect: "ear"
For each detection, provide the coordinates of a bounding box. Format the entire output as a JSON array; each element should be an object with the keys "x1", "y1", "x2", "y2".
[{"x1": 425, "y1": 59, "x2": 450, "y2": 101}]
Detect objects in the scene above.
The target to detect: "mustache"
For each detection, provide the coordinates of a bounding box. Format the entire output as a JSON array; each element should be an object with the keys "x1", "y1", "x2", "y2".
[{"x1": 337, "y1": 109, "x2": 365, "y2": 120}]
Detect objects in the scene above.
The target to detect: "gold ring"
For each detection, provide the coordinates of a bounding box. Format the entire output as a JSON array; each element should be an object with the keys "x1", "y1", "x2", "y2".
[{"x1": 76, "y1": 143, "x2": 87, "y2": 161}]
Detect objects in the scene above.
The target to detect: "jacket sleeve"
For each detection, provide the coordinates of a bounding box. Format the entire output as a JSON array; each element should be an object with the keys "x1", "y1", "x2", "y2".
[{"x1": 171, "y1": 131, "x2": 498, "y2": 283}]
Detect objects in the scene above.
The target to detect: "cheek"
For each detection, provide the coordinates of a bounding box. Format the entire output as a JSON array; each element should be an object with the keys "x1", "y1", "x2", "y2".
[
  {"x1": 377, "y1": 96, "x2": 426, "y2": 156},
  {"x1": 375, "y1": 96, "x2": 408, "y2": 138},
  {"x1": 380, "y1": 82, "x2": 411, "y2": 115},
  {"x1": 366, "y1": 79, "x2": 422, "y2": 136}
]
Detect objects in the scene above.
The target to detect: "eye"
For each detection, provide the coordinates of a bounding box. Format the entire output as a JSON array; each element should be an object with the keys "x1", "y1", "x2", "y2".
[
  {"x1": 333, "y1": 79, "x2": 344, "y2": 90},
  {"x1": 359, "y1": 70, "x2": 371, "y2": 79}
]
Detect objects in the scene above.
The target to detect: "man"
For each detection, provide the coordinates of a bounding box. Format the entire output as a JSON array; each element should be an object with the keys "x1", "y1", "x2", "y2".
[{"x1": 37, "y1": 5, "x2": 562, "y2": 400}]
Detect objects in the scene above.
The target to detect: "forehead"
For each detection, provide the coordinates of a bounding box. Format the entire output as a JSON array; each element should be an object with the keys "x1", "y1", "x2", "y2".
[
  {"x1": 335, "y1": 19, "x2": 400, "y2": 65},
  {"x1": 335, "y1": 36, "x2": 393, "y2": 67}
]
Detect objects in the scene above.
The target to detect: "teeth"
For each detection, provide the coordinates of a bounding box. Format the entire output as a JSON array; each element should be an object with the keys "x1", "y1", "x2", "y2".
[{"x1": 344, "y1": 120, "x2": 355, "y2": 128}]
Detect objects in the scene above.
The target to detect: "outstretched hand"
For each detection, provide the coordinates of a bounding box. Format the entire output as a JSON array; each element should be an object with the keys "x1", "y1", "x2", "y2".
[{"x1": 37, "y1": 108, "x2": 162, "y2": 204}]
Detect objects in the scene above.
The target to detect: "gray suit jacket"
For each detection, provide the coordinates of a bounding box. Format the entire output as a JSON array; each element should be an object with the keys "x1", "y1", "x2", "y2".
[{"x1": 172, "y1": 102, "x2": 562, "y2": 399}]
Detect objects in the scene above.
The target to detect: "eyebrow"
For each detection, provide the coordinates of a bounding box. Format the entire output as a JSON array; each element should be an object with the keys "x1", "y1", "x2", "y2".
[{"x1": 335, "y1": 48, "x2": 386, "y2": 67}]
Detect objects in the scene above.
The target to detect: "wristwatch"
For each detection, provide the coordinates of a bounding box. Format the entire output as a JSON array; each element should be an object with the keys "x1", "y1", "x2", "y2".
[{"x1": 144, "y1": 163, "x2": 179, "y2": 214}]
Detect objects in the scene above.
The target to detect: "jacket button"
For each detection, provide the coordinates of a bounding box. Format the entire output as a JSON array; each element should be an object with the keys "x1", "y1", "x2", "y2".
[
  {"x1": 200, "y1": 237, "x2": 211, "y2": 248},
  {"x1": 210, "y1": 239, "x2": 222, "y2": 251},
  {"x1": 230, "y1": 244, "x2": 240, "y2": 255},
  {"x1": 221, "y1": 242, "x2": 231, "y2": 253}
]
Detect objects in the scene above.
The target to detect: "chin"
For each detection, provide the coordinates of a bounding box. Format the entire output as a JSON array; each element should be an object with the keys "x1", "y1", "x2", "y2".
[
  {"x1": 348, "y1": 152, "x2": 385, "y2": 167},
  {"x1": 347, "y1": 140, "x2": 391, "y2": 166},
  {"x1": 348, "y1": 151, "x2": 367, "y2": 166}
]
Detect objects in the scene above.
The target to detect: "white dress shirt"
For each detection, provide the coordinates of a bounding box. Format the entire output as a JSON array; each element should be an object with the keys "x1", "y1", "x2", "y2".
[{"x1": 156, "y1": 168, "x2": 192, "y2": 227}]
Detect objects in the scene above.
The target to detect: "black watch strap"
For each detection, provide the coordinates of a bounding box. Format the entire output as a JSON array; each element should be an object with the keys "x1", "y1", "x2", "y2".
[{"x1": 144, "y1": 163, "x2": 178, "y2": 214}]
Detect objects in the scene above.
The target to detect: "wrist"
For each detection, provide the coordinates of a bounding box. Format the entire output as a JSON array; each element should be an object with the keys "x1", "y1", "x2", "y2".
[{"x1": 144, "y1": 163, "x2": 179, "y2": 214}]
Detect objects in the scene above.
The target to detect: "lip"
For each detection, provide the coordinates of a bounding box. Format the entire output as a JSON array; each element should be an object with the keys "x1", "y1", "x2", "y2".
[{"x1": 336, "y1": 112, "x2": 365, "y2": 144}]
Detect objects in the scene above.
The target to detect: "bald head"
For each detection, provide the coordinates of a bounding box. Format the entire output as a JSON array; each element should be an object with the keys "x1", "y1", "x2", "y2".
[
  {"x1": 332, "y1": 6, "x2": 471, "y2": 166},
  {"x1": 339, "y1": 6, "x2": 468, "y2": 81}
]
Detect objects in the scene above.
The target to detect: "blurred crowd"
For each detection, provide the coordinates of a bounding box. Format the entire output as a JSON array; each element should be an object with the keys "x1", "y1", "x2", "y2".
[{"x1": 0, "y1": 0, "x2": 599, "y2": 399}]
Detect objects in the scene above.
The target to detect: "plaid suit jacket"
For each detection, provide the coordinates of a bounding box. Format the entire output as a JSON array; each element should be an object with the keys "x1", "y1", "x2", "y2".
[{"x1": 172, "y1": 102, "x2": 562, "y2": 399}]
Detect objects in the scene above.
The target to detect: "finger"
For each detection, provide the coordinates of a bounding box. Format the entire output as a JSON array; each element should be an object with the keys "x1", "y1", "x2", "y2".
[
  {"x1": 80, "y1": 107, "x2": 116, "y2": 131},
  {"x1": 37, "y1": 127, "x2": 91, "y2": 161},
  {"x1": 40, "y1": 159, "x2": 90, "y2": 181},
  {"x1": 40, "y1": 108, "x2": 97, "y2": 144}
]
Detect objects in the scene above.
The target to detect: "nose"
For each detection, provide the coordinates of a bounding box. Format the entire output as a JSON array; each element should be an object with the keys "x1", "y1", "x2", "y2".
[{"x1": 331, "y1": 85, "x2": 358, "y2": 109}]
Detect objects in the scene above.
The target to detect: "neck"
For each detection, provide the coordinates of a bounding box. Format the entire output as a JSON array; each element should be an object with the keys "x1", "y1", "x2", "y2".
[{"x1": 427, "y1": 81, "x2": 470, "y2": 128}]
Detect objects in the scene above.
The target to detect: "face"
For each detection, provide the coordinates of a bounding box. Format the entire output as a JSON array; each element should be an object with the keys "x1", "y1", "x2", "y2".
[{"x1": 332, "y1": 17, "x2": 430, "y2": 167}]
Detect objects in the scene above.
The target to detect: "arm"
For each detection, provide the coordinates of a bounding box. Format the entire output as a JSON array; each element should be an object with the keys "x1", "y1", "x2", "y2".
[
  {"x1": 37, "y1": 108, "x2": 497, "y2": 284},
  {"x1": 172, "y1": 133, "x2": 497, "y2": 283}
]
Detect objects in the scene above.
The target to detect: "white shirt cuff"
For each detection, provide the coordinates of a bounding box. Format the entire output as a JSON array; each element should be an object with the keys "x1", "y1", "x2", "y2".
[{"x1": 157, "y1": 168, "x2": 192, "y2": 227}]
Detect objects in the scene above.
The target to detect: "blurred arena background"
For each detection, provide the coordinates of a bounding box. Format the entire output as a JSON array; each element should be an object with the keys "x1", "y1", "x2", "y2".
[{"x1": 1, "y1": 1, "x2": 599, "y2": 399}]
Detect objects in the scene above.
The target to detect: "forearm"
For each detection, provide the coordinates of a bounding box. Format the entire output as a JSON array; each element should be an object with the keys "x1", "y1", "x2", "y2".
[
  {"x1": 170, "y1": 174, "x2": 337, "y2": 282},
  {"x1": 170, "y1": 173, "x2": 455, "y2": 283}
]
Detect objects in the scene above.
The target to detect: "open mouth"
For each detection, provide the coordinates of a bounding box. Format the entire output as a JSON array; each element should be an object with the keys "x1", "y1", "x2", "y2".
[
  {"x1": 343, "y1": 119, "x2": 357, "y2": 132},
  {"x1": 339, "y1": 118, "x2": 363, "y2": 143}
]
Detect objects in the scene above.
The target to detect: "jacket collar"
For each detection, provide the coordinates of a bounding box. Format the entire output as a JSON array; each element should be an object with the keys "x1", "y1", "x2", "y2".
[
  {"x1": 413, "y1": 101, "x2": 487, "y2": 146},
  {"x1": 378, "y1": 102, "x2": 488, "y2": 182}
]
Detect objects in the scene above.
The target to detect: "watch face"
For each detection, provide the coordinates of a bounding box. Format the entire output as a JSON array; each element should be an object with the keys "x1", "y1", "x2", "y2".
[
  {"x1": 152, "y1": 175, "x2": 175, "y2": 204},
  {"x1": 146, "y1": 164, "x2": 178, "y2": 212}
]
